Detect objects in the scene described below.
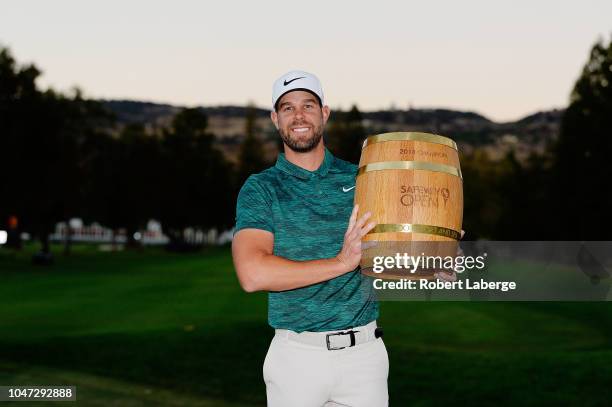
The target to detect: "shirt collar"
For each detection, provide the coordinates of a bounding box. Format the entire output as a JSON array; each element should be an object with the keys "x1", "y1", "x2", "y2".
[{"x1": 275, "y1": 147, "x2": 334, "y2": 179}]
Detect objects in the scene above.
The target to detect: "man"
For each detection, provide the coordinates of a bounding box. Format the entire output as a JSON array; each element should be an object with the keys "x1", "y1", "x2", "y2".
[{"x1": 232, "y1": 70, "x2": 389, "y2": 407}]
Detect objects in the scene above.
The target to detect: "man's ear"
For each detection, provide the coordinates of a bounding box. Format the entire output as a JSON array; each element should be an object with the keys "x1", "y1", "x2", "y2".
[
  {"x1": 270, "y1": 110, "x2": 279, "y2": 130},
  {"x1": 322, "y1": 105, "x2": 330, "y2": 125}
]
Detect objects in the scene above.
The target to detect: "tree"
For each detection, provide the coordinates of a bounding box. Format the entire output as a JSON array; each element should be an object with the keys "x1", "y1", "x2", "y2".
[
  {"x1": 237, "y1": 103, "x2": 268, "y2": 186},
  {"x1": 0, "y1": 46, "x2": 112, "y2": 257},
  {"x1": 1, "y1": 47, "x2": 43, "y2": 241},
  {"x1": 159, "y1": 108, "x2": 234, "y2": 248},
  {"x1": 86, "y1": 123, "x2": 161, "y2": 249},
  {"x1": 553, "y1": 37, "x2": 612, "y2": 239},
  {"x1": 326, "y1": 105, "x2": 366, "y2": 164}
]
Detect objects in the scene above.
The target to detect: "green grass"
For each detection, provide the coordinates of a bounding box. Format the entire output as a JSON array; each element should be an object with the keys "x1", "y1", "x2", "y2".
[{"x1": 1, "y1": 244, "x2": 612, "y2": 406}]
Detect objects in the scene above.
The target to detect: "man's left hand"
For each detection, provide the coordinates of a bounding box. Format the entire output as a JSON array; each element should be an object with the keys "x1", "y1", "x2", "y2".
[{"x1": 433, "y1": 230, "x2": 465, "y2": 282}]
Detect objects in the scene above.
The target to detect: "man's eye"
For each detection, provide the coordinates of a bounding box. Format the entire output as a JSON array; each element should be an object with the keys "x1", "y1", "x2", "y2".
[
  {"x1": 284, "y1": 106, "x2": 293, "y2": 112},
  {"x1": 305, "y1": 104, "x2": 313, "y2": 109}
]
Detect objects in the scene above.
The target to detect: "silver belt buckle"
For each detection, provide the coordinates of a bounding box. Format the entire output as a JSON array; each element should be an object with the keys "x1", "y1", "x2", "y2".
[{"x1": 325, "y1": 330, "x2": 359, "y2": 350}]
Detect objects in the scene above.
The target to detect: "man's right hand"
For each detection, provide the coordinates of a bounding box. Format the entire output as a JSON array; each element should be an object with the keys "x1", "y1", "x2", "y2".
[{"x1": 335, "y1": 204, "x2": 377, "y2": 273}]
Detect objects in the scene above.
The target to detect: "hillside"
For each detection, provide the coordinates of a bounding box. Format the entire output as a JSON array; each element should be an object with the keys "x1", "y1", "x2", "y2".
[{"x1": 100, "y1": 100, "x2": 564, "y2": 162}]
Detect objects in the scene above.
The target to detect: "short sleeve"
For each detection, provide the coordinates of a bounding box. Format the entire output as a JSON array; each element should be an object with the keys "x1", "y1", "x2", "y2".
[{"x1": 234, "y1": 176, "x2": 274, "y2": 235}]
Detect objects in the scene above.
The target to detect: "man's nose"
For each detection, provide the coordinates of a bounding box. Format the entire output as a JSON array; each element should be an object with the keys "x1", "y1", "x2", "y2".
[{"x1": 294, "y1": 107, "x2": 305, "y2": 119}]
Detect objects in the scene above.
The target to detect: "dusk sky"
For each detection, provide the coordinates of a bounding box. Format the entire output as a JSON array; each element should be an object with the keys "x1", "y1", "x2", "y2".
[{"x1": 2, "y1": 0, "x2": 611, "y2": 121}]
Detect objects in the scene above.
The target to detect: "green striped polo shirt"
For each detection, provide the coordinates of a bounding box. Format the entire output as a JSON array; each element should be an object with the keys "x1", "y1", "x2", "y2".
[{"x1": 234, "y1": 147, "x2": 378, "y2": 333}]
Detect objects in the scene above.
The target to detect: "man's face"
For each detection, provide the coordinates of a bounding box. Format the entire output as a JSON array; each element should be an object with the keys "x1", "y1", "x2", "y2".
[{"x1": 271, "y1": 90, "x2": 330, "y2": 153}]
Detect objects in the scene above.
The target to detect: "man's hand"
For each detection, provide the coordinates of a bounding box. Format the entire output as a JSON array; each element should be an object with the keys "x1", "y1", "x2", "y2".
[
  {"x1": 335, "y1": 204, "x2": 377, "y2": 273},
  {"x1": 434, "y1": 229, "x2": 465, "y2": 282}
]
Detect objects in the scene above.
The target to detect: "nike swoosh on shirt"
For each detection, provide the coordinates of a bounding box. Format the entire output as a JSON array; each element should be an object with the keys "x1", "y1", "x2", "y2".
[
  {"x1": 342, "y1": 186, "x2": 356, "y2": 192},
  {"x1": 283, "y1": 77, "x2": 305, "y2": 86}
]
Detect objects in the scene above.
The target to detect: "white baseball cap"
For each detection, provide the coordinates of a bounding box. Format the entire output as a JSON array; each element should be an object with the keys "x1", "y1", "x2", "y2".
[{"x1": 272, "y1": 70, "x2": 324, "y2": 110}]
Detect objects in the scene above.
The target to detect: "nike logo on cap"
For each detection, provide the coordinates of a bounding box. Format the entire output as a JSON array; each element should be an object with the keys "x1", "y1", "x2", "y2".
[
  {"x1": 342, "y1": 186, "x2": 356, "y2": 192},
  {"x1": 283, "y1": 77, "x2": 305, "y2": 86}
]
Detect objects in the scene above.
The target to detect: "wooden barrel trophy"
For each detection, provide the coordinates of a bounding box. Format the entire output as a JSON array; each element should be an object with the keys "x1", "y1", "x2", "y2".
[{"x1": 355, "y1": 132, "x2": 463, "y2": 280}]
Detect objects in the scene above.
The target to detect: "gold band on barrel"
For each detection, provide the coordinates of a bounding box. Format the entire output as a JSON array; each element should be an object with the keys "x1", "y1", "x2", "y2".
[
  {"x1": 362, "y1": 132, "x2": 458, "y2": 151},
  {"x1": 368, "y1": 223, "x2": 461, "y2": 240},
  {"x1": 357, "y1": 161, "x2": 462, "y2": 179}
]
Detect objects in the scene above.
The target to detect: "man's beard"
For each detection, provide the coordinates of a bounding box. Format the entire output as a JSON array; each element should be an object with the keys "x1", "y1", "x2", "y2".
[{"x1": 279, "y1": 121, "x2": 324, "y2": 153}]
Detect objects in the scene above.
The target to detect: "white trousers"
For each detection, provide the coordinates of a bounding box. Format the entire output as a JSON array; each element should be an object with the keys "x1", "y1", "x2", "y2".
[{"x1": 263, "y1": 329, "x2": 389, "y2": 407}]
